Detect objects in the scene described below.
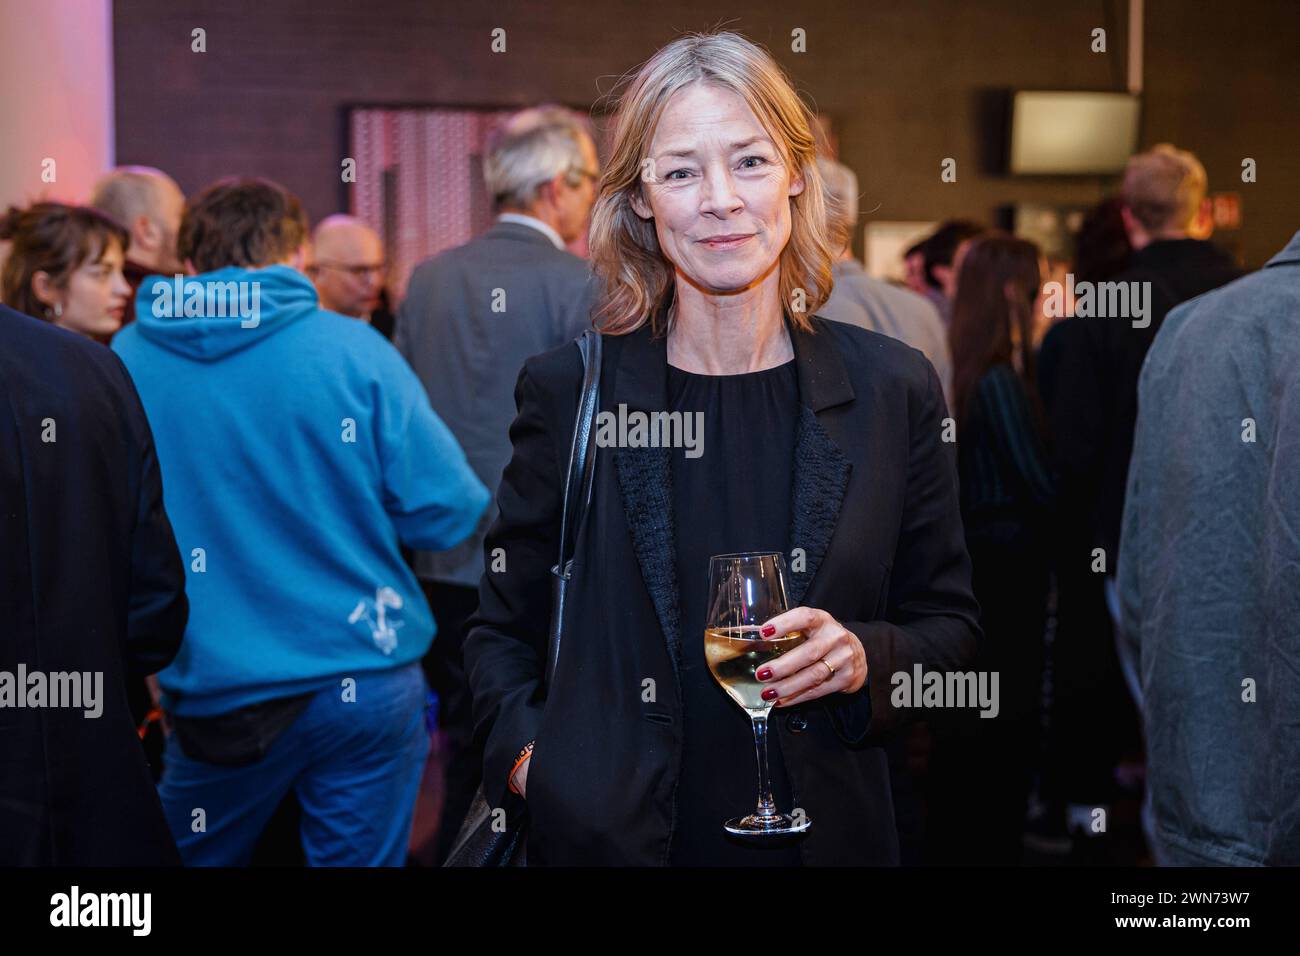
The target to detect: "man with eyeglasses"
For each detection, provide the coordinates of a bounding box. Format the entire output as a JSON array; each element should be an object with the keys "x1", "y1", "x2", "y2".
[
  {"x1": 309, "y1": 215, "x2": 394, "y2": 337},
  {"x1": 394, "y1": 104, "x2": 600, "y2": 864}
]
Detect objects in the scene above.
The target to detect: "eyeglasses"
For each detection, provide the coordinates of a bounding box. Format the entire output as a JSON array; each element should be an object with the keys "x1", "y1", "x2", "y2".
[
  {"x1": 565, "y1": 166, "x2": 600, "y2": 187},
  {"x1": 312, "y1": 260, "x2": 386, "y2": 279}
]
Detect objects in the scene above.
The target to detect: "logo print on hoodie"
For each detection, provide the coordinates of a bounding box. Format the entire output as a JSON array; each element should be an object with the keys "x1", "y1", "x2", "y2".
[
  {"x1": 348, "y1": 586, "x2": 404, "y2": 655},
  {"x1": 150, "y1": 274, "x2": 262, "y2": 328}
]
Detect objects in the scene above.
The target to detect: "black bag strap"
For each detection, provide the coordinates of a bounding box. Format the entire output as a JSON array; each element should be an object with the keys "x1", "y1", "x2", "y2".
[
  {"x1": 546, "y1": 329, "x2": 602, "y2": 687},
  {"x1": 442, "y1": 330, "x2": 601, "y2": 868}
]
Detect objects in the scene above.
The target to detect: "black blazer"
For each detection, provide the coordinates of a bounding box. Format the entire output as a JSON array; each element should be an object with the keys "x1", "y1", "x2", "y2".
[
  {"x1": 464, "y1": 315, "x2": 980, "y2": 865},
  {"x1": 1044, "y1": 239, "x2": 1240, "y2": 560},
  {"x1": 0, "y1": 305, "x2": 188, "y2": 865}
]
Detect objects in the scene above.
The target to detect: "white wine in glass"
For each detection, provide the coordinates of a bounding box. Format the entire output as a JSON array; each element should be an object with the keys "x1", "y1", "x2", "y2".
[
  {"x1": 705, "y1": 551, "x2": 812, "y2": 836},
  {"x1": 704, "y1": 625, "x2": 806, "y2": 713}
]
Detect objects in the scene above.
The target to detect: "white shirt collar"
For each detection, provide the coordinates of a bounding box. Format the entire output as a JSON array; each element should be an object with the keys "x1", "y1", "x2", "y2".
[{"x1": 496, "y1": 213, "x2": 566, "y2": 251}]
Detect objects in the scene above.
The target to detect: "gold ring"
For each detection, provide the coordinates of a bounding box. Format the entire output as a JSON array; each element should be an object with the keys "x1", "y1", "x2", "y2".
[{"x1": 820, "y1": 658, "x2": 836, "y2": 681}]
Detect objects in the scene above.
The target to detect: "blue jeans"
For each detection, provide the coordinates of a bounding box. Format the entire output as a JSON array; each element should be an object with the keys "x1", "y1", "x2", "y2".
[{"x1": 158, "y1": 663, "x2": 430, "y2": 866}]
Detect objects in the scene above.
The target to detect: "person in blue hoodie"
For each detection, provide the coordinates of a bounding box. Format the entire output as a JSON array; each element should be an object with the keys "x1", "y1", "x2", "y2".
[{"x1": 113, "y1": 177, "x2": 490, "y2": 866}]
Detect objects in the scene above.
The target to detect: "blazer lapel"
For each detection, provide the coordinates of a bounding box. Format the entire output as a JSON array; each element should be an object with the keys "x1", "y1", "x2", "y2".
[
  {"x1": 611, "y1": 325, "x2": 682, "y2": 677},
  {"x1": 609, "y1": 317, "x2": 856, "y2": 672},
  {"x1": 786, "y1": 320, "x2": 854, "y2": 607}
]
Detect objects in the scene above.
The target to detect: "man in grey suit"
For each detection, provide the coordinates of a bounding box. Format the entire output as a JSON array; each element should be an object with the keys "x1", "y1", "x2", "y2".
[
  {"x1": 394, "y1": 105, "x2": 600, "y2": 862},
  {"x1": 816, "y1": 158, "x2": 952, "y2": 405}
]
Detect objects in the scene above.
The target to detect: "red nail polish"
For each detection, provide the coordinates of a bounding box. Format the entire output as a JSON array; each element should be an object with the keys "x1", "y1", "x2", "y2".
[
  {"x1": 762, "y1": 688, "x2": 779, "y2": 701},
  {"x1": 761, "y1": 624, "x2": 776, "y2": 637},
  {"x1": 756, "y1": 667, "x2": 772, "y2": 681}
]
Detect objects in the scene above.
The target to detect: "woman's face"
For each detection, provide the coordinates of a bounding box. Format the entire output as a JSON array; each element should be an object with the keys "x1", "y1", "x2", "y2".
[
  {"x1": 631, "y1": 81, "x2": 803, "y2": 296},
  {"x1": 43, "y1": 239, "x2": 131, "y2": 338}
]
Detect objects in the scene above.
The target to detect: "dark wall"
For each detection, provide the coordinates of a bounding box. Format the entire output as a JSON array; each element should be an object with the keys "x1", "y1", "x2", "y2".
[{"x1": 113, "y1": 0, "x2": 1299, "y2": 268}]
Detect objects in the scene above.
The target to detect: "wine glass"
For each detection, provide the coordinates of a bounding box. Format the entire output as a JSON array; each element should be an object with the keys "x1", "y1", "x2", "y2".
[{"x1": 704, "y1": 551, "x2": 811, "y2": 836}]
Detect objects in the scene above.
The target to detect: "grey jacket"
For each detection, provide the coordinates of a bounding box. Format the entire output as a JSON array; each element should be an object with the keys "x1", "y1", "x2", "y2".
[
  {"x1": 1118, "y1": 231, "x2": 1300, "y2": 866},
  {"x1": 395, "y1": 220, "x2": 596, "y2": 587},
  {"x1": 818, "y1": 258, "x2": 952, "y2": 404}
]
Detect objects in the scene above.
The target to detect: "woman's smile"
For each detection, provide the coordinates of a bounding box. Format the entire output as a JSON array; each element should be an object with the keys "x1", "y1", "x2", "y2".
[{"x1": 697, "y1": 233, "x2": 754, "y2": 250}]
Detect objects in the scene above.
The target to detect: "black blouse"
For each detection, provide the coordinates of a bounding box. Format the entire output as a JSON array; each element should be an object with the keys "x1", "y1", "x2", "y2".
[{"x1": 666, "y1": 358, "x2": 804, "y2": 866}]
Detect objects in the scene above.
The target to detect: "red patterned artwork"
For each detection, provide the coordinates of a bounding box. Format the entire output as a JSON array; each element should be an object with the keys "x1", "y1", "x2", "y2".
[{"x1": 350, "y1": 107, "x2": 522, "y2": 307}]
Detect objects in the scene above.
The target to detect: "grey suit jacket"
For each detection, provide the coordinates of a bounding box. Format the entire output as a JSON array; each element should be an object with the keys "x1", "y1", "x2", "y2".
[
  {"x1": 395, "y1": 219, "x2": 596, "y2": 587},
  {"x1": 818, "y1": 258, "x2": 952, "y2": 405},
  {"x1": 1118, "y1": 231, "x2": 1300, "y2": 866}
]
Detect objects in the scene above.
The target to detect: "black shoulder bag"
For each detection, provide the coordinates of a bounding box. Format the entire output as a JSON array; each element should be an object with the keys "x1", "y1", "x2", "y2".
[{"x1": 443, "y1": 329, "x2": 603, "y2": 867}]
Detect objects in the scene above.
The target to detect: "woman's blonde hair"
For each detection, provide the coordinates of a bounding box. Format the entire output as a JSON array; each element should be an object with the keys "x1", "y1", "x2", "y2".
[{"x1": 589, "y1": 30, "x2": 835, "y2": 336}]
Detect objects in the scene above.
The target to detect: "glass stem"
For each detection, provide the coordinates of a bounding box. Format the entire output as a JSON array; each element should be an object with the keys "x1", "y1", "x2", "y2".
[{"x1": 750, "y1": 714, "x2": 777, "y2": 818}]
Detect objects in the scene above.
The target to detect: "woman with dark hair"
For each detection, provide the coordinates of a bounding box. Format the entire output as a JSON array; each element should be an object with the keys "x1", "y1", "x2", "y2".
[
  {"x1": 949, "y1": 234, "x2": 1049, "y2": 428},
  {"x1": 1, "y1": 201, "x2": 163, "y2": 759},
  {"x1": 1, "y1": 202, "x2": 133, "y2": 344},
  {"x1": 928, "y1": 233, "x2": 1055, "y2": 864},
  {"x1": 461, "y1": 30, "x2": 980, "y2": 866}
]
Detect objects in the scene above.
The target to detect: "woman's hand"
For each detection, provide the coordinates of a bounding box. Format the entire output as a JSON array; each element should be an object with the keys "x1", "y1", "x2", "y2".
[{"x1": 754, "y1": 606, "x2": 867, "y2": 707}]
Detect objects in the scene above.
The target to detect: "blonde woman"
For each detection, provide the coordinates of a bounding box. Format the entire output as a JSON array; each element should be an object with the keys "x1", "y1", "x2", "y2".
[{"x1": 464, "y1": 30, "x2": 979, "y2": 865}]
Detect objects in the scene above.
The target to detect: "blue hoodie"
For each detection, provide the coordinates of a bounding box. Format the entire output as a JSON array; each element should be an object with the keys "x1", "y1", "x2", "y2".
[{"x1": 114, "y1": 265, "x2": 490, "y2": 716}]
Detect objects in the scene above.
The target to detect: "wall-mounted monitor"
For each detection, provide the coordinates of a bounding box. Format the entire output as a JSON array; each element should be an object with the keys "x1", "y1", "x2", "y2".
[{"x1": 1009, "y1": 91, "x2": 1140, "y2": 175}]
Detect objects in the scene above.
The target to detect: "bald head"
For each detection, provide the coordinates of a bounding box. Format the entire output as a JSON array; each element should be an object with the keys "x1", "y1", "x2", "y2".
[
  {"x1": 309, "y1": 215, "x2": 385, "y2": 318},
  {"x1": 90, "y1": 166, "x2": 185, "y2": 273}
]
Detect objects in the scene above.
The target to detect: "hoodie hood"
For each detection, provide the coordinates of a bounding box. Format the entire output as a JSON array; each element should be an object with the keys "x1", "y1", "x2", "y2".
[{"x1": 131, "y1": 265, "x2": 318, "y2": 361}]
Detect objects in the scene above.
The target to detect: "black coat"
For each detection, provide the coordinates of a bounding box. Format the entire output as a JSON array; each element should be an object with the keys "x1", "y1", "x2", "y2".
[
  {"x1": 0, "y1": 305, "x2": 188, "y2": 865},
  {"x1": 1041, "y1": 239, "x2": 1241, "y2": 560},
  {"x1": 464, "y1": 315, "x2": 981, "y2": 865}
]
